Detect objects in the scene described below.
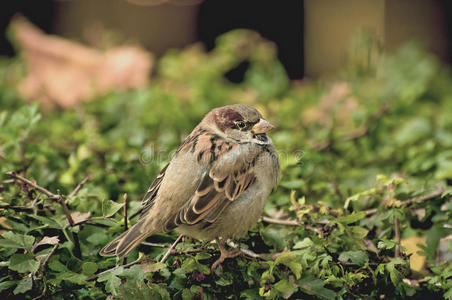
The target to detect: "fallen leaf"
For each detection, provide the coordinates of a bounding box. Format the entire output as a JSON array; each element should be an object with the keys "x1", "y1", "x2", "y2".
[
  {"x1": 32, "y1": 236, "x2": 59, "y2": 253},
  {"x1": 71, "y1": 212, "x2": 91, "y2": 224},
  {"x1": 10, "y1": 16, "x2": 153, "y2": 109}
]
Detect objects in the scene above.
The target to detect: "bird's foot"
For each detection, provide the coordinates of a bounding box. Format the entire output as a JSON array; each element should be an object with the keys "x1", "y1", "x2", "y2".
[{"x1": 211, "y1": 238, "x2": 241, "y2": 273}]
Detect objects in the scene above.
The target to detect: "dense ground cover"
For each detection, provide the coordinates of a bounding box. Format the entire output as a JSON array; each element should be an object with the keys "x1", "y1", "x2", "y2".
[{"x1": 0, "y1": 30, "x2": 451, "y2": 299}]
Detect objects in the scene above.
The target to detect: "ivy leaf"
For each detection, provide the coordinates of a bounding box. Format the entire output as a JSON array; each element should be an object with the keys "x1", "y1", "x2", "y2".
[
  {"x1": 141, "y1": 262, "x2": 166, "y2": 274},
  {"x1": 297, "y1": 275, "x2": 336, "y2": 300},
  {"x1": 13, "y1": 276, "x2": 32, "y2": 295},
  {"x1": 122, "y1": 265, "x2": 146, "y2": 281},
  {"x1": 82, "y1": 262, "x2": 98, "y2": 276},
  {"x1": 9, "y1": 254, "x2": 40, "y2": 273},
  {"x1": 275, "y1": 252, "x2": 302, "y2": 279},
  {"x1": 293, "y1": 237, "x2": 314, "y2": 249},
  {"x1": 350, "y1": 226, "x2": 369, "y2": 239},
  {"x1": 337, "y1": 212, "x2": 366, "y2": 224},
  {"x1": 274, "y1": 279, "x2": 297, "y2": 299},
  {"x1": 48, "y1": 258, "x2": 69, "y2": 272},
  {"x1": 102, "y1": 199, "x2": 124, "y2": 218},
  {"x1": 0, "y1": 280, "x2": 16, "y2": 293},
  {"x1": 386, "y1": 258, "x2": 406, "y2": 285},
  {"x1": 33, "y1": 236, "x2": 59, "y2": 250},
  {"x1": 338, "y1": 250, "x2": 368, "y2": 266},
  {"x1": 0, "y1": 232, "x2": 35, "y2": 252},
  {"x1": 97, "y1": 267, "x2": 124, "y2": 295}
]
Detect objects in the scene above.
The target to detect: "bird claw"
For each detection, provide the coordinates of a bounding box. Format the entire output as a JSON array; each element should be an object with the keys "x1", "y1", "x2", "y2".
[{"x1": 211, "y1": 240, "x2": 241, "y2": 273}]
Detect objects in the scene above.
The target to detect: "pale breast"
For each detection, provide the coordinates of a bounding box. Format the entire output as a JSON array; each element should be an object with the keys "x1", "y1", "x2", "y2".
[{"x1": 176, "y1": 144, "x2": 280, "y2": 240}]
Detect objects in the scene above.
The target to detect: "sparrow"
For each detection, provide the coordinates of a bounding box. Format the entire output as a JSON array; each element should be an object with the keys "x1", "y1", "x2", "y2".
[{"x1": 100, "y1": 104, "x2": 280, "y2": 270}]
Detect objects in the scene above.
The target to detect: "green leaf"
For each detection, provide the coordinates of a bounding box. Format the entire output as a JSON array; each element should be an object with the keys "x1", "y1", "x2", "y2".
[
  {"x1": 48, "y1": 258, "x2": 69, "y2": 272},
  {"x1": 274, "y1": 279, "x2": 297, "y2": 299},
  {"x1": 102, "y1": 199, "x2": 124, "y2": 218},
  {"x1": 378, "y1": 239, "x2": 397, "y2": 250},
  {"x1": 444, "y1": 287, "x2": 452, "y2": 299},
  {"x1": 9, "y1": 254, "x2": 40, "y2": 273},
  {"x1": 0, "y1": 280, "x2": 16, "y2": 292},
  {"x1": 82, "y1": 262, "x2": 98, "y2": 276},
  {"x1": 338, "y1": 250, "x2": 368, "y2": 266},
  {"x1": 97, "y1": 267, "x2": 124, "y2": 295},
  {"x1": 13, "y1": 276, "x2": 32, "y2": 295},
  {"x1": 385, "y1": 258, "x2": 406, "y2": 285},
  {"x1": 350, "y1": 226, "x2": 369, "y2": 239},
  {"x1": 194, "y1": 252, "x2": 212, "y2": 261},
  {"x1": 293, "y1": 237, "x2": 314, "y2": 249},
  {"x1": 141, "y1": 262, "x2": 166, "y2": 274},
  {"x1": 275, "y1": 252, "x2": 302, "y2": 279},
  {"x1": 297, "y1": 275, "x2": 336, "y2": 300},
  {"x1": 0, "y1": 232, "x2": 35, "y2": 252},
  {"x1": 337, "y1": 212, "x2": 366, "y2": 224}
]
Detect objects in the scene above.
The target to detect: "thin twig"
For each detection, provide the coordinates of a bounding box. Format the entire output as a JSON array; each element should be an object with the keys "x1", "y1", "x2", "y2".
[
  {"x1": 262, "y1": 216, "x2": 299, "y2": 226},
  {"x1": 394, "y1": 215, "x2": 400, "y2": 258},
  {"x1": 160, "y1": 234, "x2": 183, "y2": 263},
  {"x1": 227, "y1": 241, "x2": 266, "y2": 260},
  {"x1": 172, "y1": 248, "x2": 216, "y2": 255},
  {"x1": 41, "y1": 244, "x2": 58, "y2": 270},
  {"x1": 129, "y1": 207, "x2": 143, "y2": 220},
  {"x1": 363, "y1": 188, "x2": 445, "y2": 217},
  {"x1": 73, "y1": 220, "x2": 109, "y2": 228},
  {"x1": 262, "y1": 216, "x2": 323, "y2": 235},
  {"x1": 364, "y1": 208, "x2": 378, "y2": 216},
  {"x1": 123, "y1": 193, "x2": 128, "y2": 231},
  {"x1": 404, "y1": 188, "x2": 445, "y2": 206},
  {"x1": 66, "y1": 175, "x2": 92, "y2": 204},
  {"x1": 141, "y1": 241, "x2": 168, "y2": 248},
  {"x1": 56, "y1": 190, "x2": 81, "y2": 259},
  {"x1": 6, "y1": 171, "x2": 57, "y2": 199},
  {"x1": 57, "y1": 190, "x2": 74, "y2": 226},
  {"x1": 31, "y1": 193, "x2": 41, "y2": 215}
]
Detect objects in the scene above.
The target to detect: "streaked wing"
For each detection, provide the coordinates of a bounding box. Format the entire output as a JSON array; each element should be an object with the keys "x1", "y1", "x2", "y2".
[
  {"x1": 163, "y1": 133, "x2": 258, "y2": 231},
  {"x1": 139, "y1": 163, "x2": 168, "y2": 220}
]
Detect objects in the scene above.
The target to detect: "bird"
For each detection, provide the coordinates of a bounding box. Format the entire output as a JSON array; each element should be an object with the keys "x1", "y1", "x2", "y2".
[{"x1": 100, "y1": 104, "x2": 280, "y2": 270}]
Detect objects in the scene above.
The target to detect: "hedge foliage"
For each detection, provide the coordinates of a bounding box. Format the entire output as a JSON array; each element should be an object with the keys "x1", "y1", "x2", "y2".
[{"x1": 0, "y1": 30, "x2": 451, "y2": 299}]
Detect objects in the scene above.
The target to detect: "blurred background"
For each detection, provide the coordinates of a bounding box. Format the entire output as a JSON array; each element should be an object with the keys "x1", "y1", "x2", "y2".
[
  {"x1": 1, "y1": 0, "x2": 452, "y2": 79},
  {"x1": 1, "y1": 1, "x2": 452, "y2": 298}
]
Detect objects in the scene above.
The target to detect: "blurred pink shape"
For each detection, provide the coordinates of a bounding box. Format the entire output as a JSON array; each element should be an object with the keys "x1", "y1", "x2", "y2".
[{"x1": 10, "y1": 16, "x2": 153, "y2": 109}]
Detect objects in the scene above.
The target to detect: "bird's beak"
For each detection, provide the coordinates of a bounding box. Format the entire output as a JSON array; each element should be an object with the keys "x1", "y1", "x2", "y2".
[{"x1": 252, "y1": 119, "x2": 275, "y2": 134}]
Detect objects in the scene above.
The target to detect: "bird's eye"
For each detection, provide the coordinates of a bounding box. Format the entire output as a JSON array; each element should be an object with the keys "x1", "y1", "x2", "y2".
[{"x1": 235, "y1": 121, "x2": 247, "y2": 130}]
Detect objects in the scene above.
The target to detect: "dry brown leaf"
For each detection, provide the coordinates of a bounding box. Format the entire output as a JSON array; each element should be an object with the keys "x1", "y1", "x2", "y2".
[
  {"x1": 32, "y1": 236, "x2": 60, "y2": 253},
  {"x1": 10, "y1": 16, "x2": 153, "y2": 109},
  {"x1": 71, "y1": 211, "x2": 91, "y2": 224}
]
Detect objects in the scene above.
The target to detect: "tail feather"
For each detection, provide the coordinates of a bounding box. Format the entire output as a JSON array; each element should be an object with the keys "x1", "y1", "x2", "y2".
[{"x1": 99, "y1": 220, "x2": 153, "y2": 258}]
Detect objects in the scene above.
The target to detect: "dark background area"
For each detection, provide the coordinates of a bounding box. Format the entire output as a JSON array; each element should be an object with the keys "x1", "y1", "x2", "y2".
[
  {"x1": 1, "y1": 0, "x2": 304, "y2": 79},
  {"x1": 2, "y1": 0, "x2": 452, "y2": 80}
]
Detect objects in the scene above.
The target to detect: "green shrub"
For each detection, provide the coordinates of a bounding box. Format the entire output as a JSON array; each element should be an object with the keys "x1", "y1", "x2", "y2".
[{"x1": 0, "y1": 30, "x2": 451, "y2": 299}]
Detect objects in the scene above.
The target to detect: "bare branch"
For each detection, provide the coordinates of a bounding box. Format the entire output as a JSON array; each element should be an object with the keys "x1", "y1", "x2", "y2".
[
  {"x1": 160, "y1": 234, "x2": 183, "y2": 263},
  {"x1": 56, "y1": 189, "x2": 81, "y2": 259},
  {"x1": 262, "y1": 216, "x2": 298, "y2": 226},
  {"x1": 41, "y1": 244, "x2": 59, "y2": 270},
  {"x1": 6, "y1": 171, "x2": 57, "y2": 199},
  {"x1": 123, "y1": 193, "x2": 128, "y2": 231},
  {"x1": 66, "y1": 175, "x2": 92, "y2": 203},
  {"x1": 141, "y1": 241, "x2": 167, "y2": 248}
]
